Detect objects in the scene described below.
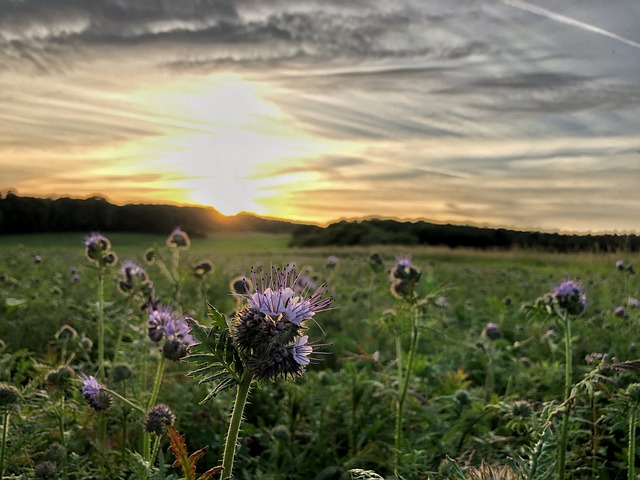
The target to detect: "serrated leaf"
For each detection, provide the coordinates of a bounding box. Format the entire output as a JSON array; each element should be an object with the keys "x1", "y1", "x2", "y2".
[
  {"x1": 348, "y1": 469, "x2": 385, "y2": 480},
  {"x1": 168, "y1": 426, "x2": 196, "y2": 480},
  {"x1": 197, "y1": 466, "x2": 223, "y2": 480},
  {"x1": 207, "y1": 303, "x2": 229, "y2": 329}
]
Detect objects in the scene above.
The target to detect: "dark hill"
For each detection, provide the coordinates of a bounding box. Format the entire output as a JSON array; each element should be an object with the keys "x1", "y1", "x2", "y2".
[{"x1": 0, "y1": 193, "x2": 300, "y2": 235}]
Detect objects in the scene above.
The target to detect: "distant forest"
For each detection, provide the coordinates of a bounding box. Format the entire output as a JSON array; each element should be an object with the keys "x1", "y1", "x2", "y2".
[
  {"x1": 288, "y1": 219, "x2": 640, "y2": 252},
  {"x1": 0, "y1": 193, "x2": 297, "y2": 236},
  {"x1": 2, "y1": 193, "x2": 640, "y2": 252}
]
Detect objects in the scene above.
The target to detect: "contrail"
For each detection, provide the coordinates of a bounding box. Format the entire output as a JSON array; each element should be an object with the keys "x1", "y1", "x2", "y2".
[{"x1": 502, "y1": 0, "x2": 640, "y2": 49}]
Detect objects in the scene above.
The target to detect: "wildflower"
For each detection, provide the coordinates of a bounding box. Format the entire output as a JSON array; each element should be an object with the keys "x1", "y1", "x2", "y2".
[
  {"x1": 80, "y1": 374, "x2": 111, "y2": 412},
  {"x1": 230, "y1": 275, "x2": 251, "y2": 297},
  {"x1": 84, "y1": 233, "x2": 111, "y2": 264},
  {"x1": 630, "y1": 298, "x2": 639, "y2": 308},
  {"x1": 143, "y1": 247, "x2": 157, "y2": 264},
  {"x1": 0, "y1": 383, "x2": 20, "y2": 409},
  {"x1": 616, "y1": 259, "x2": 625, "y2": 270},
  {"x1": 45, "y1": 366, "x2": 75, "y2": 392},
  {"x1": 144, "y1": 404, "x2": 176, "y2": 435},
  {"x1": 34, "y1": 461, "x2": 57, "y2": 479},
  {"x1": 325, "y1": 255, "x2": 339, "y2": 269},
  {"x1": 482, "y1": 322, "x2": 501, "y2": 341},
  {"x1": 435, "y1": 296, "x2": 449, "y2": 308},
  {"x1": 70, "y1": 273, "x2": 80, "y2": 284},
  {"x1": 117, "y1": 261, "x2": 152, "y2": 296},
  {"x1": 166, "y1": 227, "x2": 190, "y2": 250},
  {"x1": 551, "y1": 279, "x2": 586, "y2": 316},
  {"x1": 389, "y1": 257, "x2": 421, "y2": 300},
  {"x1": 232, "y1": 266, "x2": 332, "y2": 381},
  {"x1": 102, "y1": 252, "x2": 118, "y2": 267},
  {"x1": 162, "y1": 316, "x2": 195, "y2": 361},
  {"x1": 55, "y1": 325, "x2": 77, "y2": 340},
  {"x1": 34, "y1": 255, "x2": 42, "y2": 264},
  {"x1": 511, "y1": 400, "x2": 532, "y2": 419},
  {"x1": 369, "y1": 253, "x2": 384, "y2": 272},
  {"x1": 193, "y1": 260, "x2": 214, "y2": 279},
  {"x1": 147, "y1": 305, "x2": 174, "y2": 343},
  {"x1": 614, "y1": 306, "x2": 626, "y2": 318}
]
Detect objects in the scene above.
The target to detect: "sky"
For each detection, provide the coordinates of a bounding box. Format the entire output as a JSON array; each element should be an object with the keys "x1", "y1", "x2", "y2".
[{"x1": 1, "y1": 0, "x2": 640, "y2": 233}]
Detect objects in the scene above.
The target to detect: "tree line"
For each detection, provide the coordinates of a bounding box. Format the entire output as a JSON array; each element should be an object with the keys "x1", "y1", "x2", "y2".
[
  {"x1": 0, "y1": 193, "x2": 296, "y2": 236},
  {"x1": 288, "y1": 218, "x2": 640, "y2": 252}
]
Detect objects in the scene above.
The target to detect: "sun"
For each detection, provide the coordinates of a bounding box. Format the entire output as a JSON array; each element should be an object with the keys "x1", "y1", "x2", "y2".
[{"x1": 129, "y1": 73, "x2": 333, "y2": 218}]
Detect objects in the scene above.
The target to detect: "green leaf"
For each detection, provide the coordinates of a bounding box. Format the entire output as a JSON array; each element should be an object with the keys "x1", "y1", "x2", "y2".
[{"x1": 348, "y1": 469, "x2": 385, "y2": 480}]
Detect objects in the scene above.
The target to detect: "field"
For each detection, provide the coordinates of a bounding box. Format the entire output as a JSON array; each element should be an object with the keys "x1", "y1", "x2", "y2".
[{"x1": 0, "y1": 231, "x2": 638, "y2": 479}]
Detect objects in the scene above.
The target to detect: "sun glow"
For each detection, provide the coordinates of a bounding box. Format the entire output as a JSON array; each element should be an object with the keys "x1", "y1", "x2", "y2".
[{"x1": 129, "y1": 73, "x2": 335, "y2": 217}]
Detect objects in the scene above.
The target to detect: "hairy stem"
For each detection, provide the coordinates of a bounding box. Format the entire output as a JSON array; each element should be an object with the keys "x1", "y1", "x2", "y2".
[
  {"x1": 222, "y1": 372, "x2": 253, "y2": 479},
  {"x1": 143, "y1": 355, "x2": 166, "y2": 460},
  {"x1": 97, "y1": 268, "x2": 105, "y2": 381},
  {"x1": 0, "y1": 412, "x2": 9, "y2": 479},
  {"x1": 558, "y1": 314, "x2": 572, "y2": 480},
  {"x1": 395, "y1": 307, "x2": 419, "y2": 474},
  {"x1": 629, "y1": 405, "x2": 637, "y2": 480}
]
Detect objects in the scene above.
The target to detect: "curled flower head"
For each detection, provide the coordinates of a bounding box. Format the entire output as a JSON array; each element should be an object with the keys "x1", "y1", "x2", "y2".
[
  {"x1": 482, "y1": 322, "x2": 501, "y2": 341},
  {"x1": 162, "y1": 316, "x2": 195, "y2": 361},
  {"x1": 616, "y1": 259, "x2": 625, "y2": 270},
  {"x1": 84, "y1": 233, "x2": 117, "y2": 267},
  {"x1": 0, "y1": 383, "x2": 20, "y2": 409},
  {"x1": 230, "y1": 275, "x2": 251, "y2": 297},
  {"x1": 144, "y1": 403, "x2": 176, "y2": 435},
  {"x1": 232, "y1": 265, "x2": 332, "y2": 381},
  {"x1": 118, "y1": 261, "x2": 151, "y2": 296},
  {"x1": 614, "y1": 306, "x2": 626, "y2": 318},
  {"x1": 166, "y1": 227, "x2": 190, "y2": 250},
  {"x1": 369, "y1": 253, "x2": 384, "y2": 272},
  {"x1": 193, "y1": 260, "x2": 214, "y2": 279},
  {"x1": 79, "y1": 373, "x2": 112, "y2": 412},
  {"x1": 389, "y1": 257, "x2": 421, "y2": 300},
  {"x1": 147, "y1": 305, "x2": 174, "y2": 343},
  {"x1": 551, "y1": 279, "x2": 586, "y2": 316},
  {"x1": 143, "y1": 248, "x2": 157, "y2": 265},
  {"x1": 325, "y1": 255, "x2": 339, "y2": 269}
]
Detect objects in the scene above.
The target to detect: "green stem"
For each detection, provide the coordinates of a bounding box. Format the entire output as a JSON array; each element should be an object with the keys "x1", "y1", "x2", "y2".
[
  {"x1": 113, "y1": 296, "x2": 134, "y2": 365},
  {"x1": 0, "y1": 412, "x2": 9, "y2": 479},
  {"x1": 149, "y1": 435, "x2": 161, "y2": 469},
  {"x1": 395, "y1": 308, "x2": 419, "y2": 473},
  {"x1": 558, "y1": 314, "x2": 572, "y2": 480},
  {"x1": 97, "y1": 268, "x2": 105, "y2": 381},
  {"x1": 221, "y1": 373, "x2": 253, "y2": 480},
  {"x1": 143, "y1": 356, "x2": 166, "y2": 460},
  {"x1": 103, "y1": 388, "x2": 145, "y2": 414},
  {"x1": 629, "y1": 405, "x2": 637, "y2": 480}
]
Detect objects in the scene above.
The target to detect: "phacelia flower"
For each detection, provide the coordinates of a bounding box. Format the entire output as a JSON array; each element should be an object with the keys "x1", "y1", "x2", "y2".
[
  {"x1": 147, "y1": 305, "x2": 175, "y2": 343},
  {"x1": 629, "y1": 298, "x2": 639, "y2": 308},
  {"x1": 614, "y1": 306, "x2": 626, "y2": 318},
  {"x1": 45, "y1": 366, "x2": 75, "y2": 392},
  {"x1": 551, "y1": 279, "x2": 587, "y2": 316},
  {"x1": 325, "y1": 255, "x2": 339, "y2": 269},
  {"x1": 0, "y1": 383, "x2": 20, "y2": 409},
  {"x1": 166, "y1": 227, "x2": 190, "y2": 250},
  {"x1": 162, "y1": 317, "x2": 195, "y2": 361},
  {"x1": 230, "y1": 275, "x2": 252, "y2": 297},
  {"x1": 369, "y1": 253, "x2": 384, "y2": 272},
  {"x1": 245, "y1": 266, "x2": 332, "y2": 327},
  {"x1": 232, "y1": 266, "x2": 332, "y2": 382},
  {"x1": 389, "y1": 257, "x2": 421, "y2": 299},
  {"x1": 482, "y1": 322, "x2": 501, "y2": 341},
  {"x1": 117, "y1": 261, "x2": 152, "y2": 296},
  {"x1": 616, "y1": 259, "x2": 625, "y2": 270},
  {"x1": 80, "y1": 374, "x2": 112, "y2": 412},
  {"x1": 144, "y1": 403, "x2": 176, "y2": 435},
  {"x1": 193, "y1": 260, "x2": 214, "y2": 279},
  {"x1": 55, "y1": 324, "x2": 77, "y2": 340},
  {"x1": 84, "y1": 233, "x2": 113, "y2": 265},
  {"x1": 143, "y1": 248, "x2": 157, "y2": 265},
  {"x1": 34, "y1": 461, "x2": 57, "y2": 480}
]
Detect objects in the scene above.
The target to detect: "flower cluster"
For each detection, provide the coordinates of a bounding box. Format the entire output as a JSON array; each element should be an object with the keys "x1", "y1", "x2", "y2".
[
  {"x1": 389, "y1": 257, "x2": 421, "y2": 300},
  {"x1": 146, "y1": 304, "x2": 195, "y2": 360},
  {"x1": 166, "y1": 227, "x2": 190, "y2": 250},
  {"x1": 482, "y1": 322, "x2": 501, "y2": 341},
  {"x1": 551, "y1": 279, "x2": 587, "y2": 316},
  {"x1": 325, "y1": 255, "x2": 339, "y2": 269},
  {"x1": 144, "y1": 403, "x2": 176, "y2": 435},
  {"x1": 231, "y1": 266, "x2": 332, "y2": 382},
  {"x1": 84, "y1": 233, "x2": 117, "y2": 267},
  {"x1": 80, "y1": 374, "x2": 112, "y2": 412},
  {"x1": 117, "y1": 261, "x2": 153, "y2": 296}
]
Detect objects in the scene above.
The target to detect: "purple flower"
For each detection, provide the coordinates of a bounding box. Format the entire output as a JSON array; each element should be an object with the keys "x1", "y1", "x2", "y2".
[
  {"x1": 629, "y1": 298, "x2": 639, "y2": 308},
  {"x1": 245, "y1": 266, "x2": 332, "y2": 327},
  {"x1": 166, "y1": 227, "x2": 190, "y2": 250},
  {"x1": 389, "y1": 257, "x2": 421, "y2": 299},
  {"x1": 551, "y1": 279, "x2": 587, "y2": 315},
  {"x1": 147, "y1": 305, "x2": 174, "y2": 343},
  {"x1": 482, "y1": 322, "x2": 501, "y2": 341},
  {"x1": 614, "y1": 306, "x2": 626, "y2": 318},
  {"x1": 616, "y1": 260, "x2": 625, "y2": 270},
  {"x1": 292, "y1": 335, "x2": 313, "y2": 366},
  {"x1": 84, "y1": 233, "x2": 112, "y2": 264},
  {"x1": 325, "y1": 256, "x2": 339, "y2": 269},
  {"x1": 79, "y1": 373, "x2": 111, "y2": 411}
]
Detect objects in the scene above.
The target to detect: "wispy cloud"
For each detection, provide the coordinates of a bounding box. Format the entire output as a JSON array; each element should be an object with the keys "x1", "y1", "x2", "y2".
[{"x1": 0, "y1": 0, "x2": 639, "y2": 231}]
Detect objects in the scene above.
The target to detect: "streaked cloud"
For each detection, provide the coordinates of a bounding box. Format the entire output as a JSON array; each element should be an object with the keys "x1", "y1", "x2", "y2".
[{"x1": 0, "y1": 0, "x2": 639, "y2": 232}]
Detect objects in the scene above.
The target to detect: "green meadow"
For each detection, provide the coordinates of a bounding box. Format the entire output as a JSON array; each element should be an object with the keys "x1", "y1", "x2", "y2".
[{"x1": 0, "y1": 231, "x2": 639, "y2": 479}]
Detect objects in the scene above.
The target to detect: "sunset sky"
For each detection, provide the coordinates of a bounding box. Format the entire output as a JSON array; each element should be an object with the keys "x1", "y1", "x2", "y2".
[{"x1": 1, "y1": 0, "x2": 640, "y2": 233}]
